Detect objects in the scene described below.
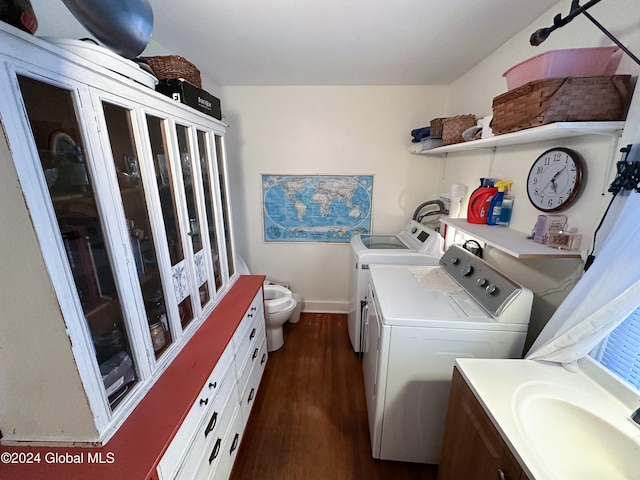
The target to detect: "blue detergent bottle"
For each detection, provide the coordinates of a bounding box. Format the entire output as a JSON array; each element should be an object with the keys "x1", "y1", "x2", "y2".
[
  {"x1": 497, "y1": 183, "x2": 514, "y2": 227},
  {"x1": 486, "y1": 180, "x2": 512, "y2": 226}
]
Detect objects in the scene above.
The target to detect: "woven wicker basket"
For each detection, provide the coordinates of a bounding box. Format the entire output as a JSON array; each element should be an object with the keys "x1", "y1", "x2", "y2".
[
  {"x1": 430, "y1": 117, "x2": 446, "y2": 137},
  {"x1": 442, "y1": 115, "x2": 476, "y2": 145},
  {"x1": 491, "y1": 75, "x2": 632, "y2": 135},
  {"x1": 141, "y1": 55, "x2": 202, "y2": 87}
]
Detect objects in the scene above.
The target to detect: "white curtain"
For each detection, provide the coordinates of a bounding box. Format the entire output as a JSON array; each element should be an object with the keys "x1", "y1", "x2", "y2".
[{"x1": 526, "y1": 187, "x2": 640, "y2": 365}]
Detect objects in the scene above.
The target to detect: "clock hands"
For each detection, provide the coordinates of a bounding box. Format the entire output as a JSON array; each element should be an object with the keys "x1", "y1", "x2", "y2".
[{"x1": 541, "y1": 165, "x2": 568, "y2": 195}]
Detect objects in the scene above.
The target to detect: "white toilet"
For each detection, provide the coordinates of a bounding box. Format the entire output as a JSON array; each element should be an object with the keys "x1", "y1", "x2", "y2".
[
  {"x1": 236, "y1": 255, "x2": 299, "y2": 352},
  {"x1": 263, "y1": 283, "x2": 297, "y2": 351}
]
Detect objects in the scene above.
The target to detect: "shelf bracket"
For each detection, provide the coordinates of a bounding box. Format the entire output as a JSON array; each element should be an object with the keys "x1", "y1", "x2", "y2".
[
  {"x1": 487, "y1": 147, "x2": 497, "y2": 177},
  {"x1": 440, "y1": 152, "x2": 448, "y2": 180}
]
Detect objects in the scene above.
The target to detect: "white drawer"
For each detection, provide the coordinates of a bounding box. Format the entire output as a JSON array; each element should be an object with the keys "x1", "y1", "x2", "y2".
[
  {"x1": 239, "y1": 337, "x2": 268, "y2": 424},
  {"x1": 210, "y1": 405, "x2": 244, "y2": 480},
  {"x1": 158, "y1": 345, "x2": 234, "y2": 480},
  {"x1": 234, "y1": 319, "x2": 265, "y2": 378},
  {"x1": 174, "y1": 368, "x2": 237, "y2": 480},
  {"x1": 232, "y1": 290, "x2": 263, "y2": 355},
  {"x1": 237, "y1": 333, "x2": 267, "y2": 399},
  {"x1": 195, "y1": 401, "x2": 242, "y2": 480}
]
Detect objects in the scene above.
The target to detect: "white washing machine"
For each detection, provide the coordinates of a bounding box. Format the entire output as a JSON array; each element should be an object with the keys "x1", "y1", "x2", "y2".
[
  {"x1": 348, "y1": 220, "x2": 444, "y2": 352},
  {"x1": 362, "y1": 245, "x2": 533, "y2": 464}
]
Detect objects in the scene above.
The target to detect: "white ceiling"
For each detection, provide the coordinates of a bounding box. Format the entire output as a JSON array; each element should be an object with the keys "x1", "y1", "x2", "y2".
[
  {"x1": 148, "y1": 0, "x2": 560, "y2": 86},
  {"x1": 33, "y1": 0, "x2": 562, "y2": 86}
]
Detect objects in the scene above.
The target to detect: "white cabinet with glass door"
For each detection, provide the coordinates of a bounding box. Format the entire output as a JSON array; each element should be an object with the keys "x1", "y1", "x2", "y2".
[{"x1": 0, "y1": 23, "x2": 236, "y2": 446}]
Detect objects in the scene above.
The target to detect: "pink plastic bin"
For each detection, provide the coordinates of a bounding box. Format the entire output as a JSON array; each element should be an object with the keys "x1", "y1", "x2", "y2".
[{"x1": 503, "y1": 46, "x2": 621, "y2": 90}]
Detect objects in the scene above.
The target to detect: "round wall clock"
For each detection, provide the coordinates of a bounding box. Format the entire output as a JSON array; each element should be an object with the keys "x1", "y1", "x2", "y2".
[{"x1": 526, "y1": 147, "x2": 586, "y2": 212}]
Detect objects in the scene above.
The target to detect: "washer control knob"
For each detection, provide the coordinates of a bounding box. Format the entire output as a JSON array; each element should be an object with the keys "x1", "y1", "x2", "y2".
[
  {"x1": 477, "y1": 278, "x2": 487, "y2": 287},
  {"x1": 486, "y1": 284, "x2": 498, "y2": 295},
  {"x1": 461, "y1": 265, "x2": 474, "y2": 276},
  {"x1": 451, "y1": 257, "x2": 460, "y2": 265},
  {"x1": 411, "y1": 227, "x2": 418, "y2": 234}
]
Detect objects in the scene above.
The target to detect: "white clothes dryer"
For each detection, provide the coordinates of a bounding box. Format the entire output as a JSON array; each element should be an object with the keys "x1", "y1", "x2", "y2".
[{"x1": 348, "y1": 220, "x2": 443, "y2": 352}]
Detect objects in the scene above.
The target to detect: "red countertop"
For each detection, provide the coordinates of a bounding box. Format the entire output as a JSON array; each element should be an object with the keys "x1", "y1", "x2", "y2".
[{"x1": 0, "y1": 275, "x2": 265, "y2": 480}]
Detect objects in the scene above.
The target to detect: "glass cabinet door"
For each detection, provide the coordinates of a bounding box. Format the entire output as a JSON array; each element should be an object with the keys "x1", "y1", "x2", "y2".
[
  {"x1": 146, "y1": 115, "x2": 194, "y2": 329},
  {"x1": 215, "y1": 134, "x2": 236, "y2": 279},
  {"x1": 101, "y1": 102, "x2": 173, "y2": 359},
  {"x1": 17, "y1": 76, "x2": 138, "y2": 410},
  {"x1": 198, "y1": 130, "x2": 222, "y2": 291},
  {"x1": 175, "y1": 125, "x2": 211, "y2": 310}
]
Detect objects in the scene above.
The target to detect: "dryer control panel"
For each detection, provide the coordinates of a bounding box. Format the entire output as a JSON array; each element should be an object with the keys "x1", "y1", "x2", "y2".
[{"x1": 398, "y1": 220, "x2": 444, "y2": 256}]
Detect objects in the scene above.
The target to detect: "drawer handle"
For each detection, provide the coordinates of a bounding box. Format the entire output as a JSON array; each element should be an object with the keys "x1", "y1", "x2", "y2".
[
  {"x1": 204, "y1": 411, "x2": 218, "y2": 437},
  {"x1": 252, "y1": 347, "x2": 259, "y2": 360},
  {"x1": 251, "y1": 306, "x2": 257, "y2": 311},
  {"x1": 261, "y1": 353, "x2": 267, "y2": 365},
  {"x1": 249, "y1": 328, "x2": 256, "y2": 340},
  {"x1": 229, "y1": 433, "x2": 239, "y2": 455},
  {"x1": 247, "y1": 387, "x2": 255, "y2": 404},
  {"x1": 200, "y1": 397, "x2": 209, "y2": 406},
  {"x1": 248, "y1": 313, "x2": 253, "y2": 318},
  {"x1": 497, "y1": 469, "x2": 507, "y2": 480},
  {"x1": 209, "y1": 381, "x2": 217, "y2": 389},
  {"x1": 208, "y1": 438, "x2": 221, "y2": 464}
]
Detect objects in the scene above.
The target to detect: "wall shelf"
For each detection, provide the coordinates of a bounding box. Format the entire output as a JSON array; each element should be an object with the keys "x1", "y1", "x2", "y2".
[
  {"x1": 442, "y1": 217, "x2": 582, "y2": 259},
  {"x1": 415, "y1": 121, "x2": 625, "y2": 156}
]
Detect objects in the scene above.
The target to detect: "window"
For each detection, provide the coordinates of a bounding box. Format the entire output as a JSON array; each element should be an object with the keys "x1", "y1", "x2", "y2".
[{"x1": 594, "y1": 306, "x2": 640, "y2": 392}]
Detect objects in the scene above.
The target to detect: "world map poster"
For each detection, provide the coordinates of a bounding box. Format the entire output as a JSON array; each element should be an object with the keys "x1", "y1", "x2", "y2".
[{"x1": 262, "y1": 174, "x2": 373, "y2": 243}]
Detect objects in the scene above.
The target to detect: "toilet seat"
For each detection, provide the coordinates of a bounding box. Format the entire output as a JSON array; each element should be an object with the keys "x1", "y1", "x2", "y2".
[
  {"x1": 264, "y1": 284, "x2": 294, "y2": 313},
  {"x1": 267, "y1": 296, "x2": 296, "y2": 314}
]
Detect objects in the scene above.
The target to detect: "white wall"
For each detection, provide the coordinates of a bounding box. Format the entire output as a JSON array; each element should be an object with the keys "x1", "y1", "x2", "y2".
[
  {"x1": 222, "y1": 86, "x2": 449, "y2": 311},
  {"x1": 443, "y1": 0, "x2": 640, "y2": 349}
]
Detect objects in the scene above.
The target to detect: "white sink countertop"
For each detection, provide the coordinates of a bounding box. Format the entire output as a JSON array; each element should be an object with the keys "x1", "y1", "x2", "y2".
[{"x1": 456, "y1": 357, "x2": 640, "y2": 480}]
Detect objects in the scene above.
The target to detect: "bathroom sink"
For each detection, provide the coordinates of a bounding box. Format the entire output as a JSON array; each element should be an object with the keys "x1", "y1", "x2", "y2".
[{"x1": 514, "y1": 383, "x2": 640, "y2": 479}]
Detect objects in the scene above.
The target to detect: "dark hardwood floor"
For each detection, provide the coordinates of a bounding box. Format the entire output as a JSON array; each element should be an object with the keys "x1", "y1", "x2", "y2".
[{"x1": 230, "y1": 313, "x2": 438, "y2": 480}]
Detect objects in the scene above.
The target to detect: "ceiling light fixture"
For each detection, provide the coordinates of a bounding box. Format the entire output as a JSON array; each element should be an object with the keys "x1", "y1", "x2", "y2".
[{"x1": 529, "y1": 0, "x2": 640, "y2": 66}]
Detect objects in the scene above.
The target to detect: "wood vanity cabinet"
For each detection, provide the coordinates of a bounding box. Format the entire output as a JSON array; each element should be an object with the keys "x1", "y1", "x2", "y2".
[{"x1": 438, "y1": 368, "x2": 530, "y2": 480}]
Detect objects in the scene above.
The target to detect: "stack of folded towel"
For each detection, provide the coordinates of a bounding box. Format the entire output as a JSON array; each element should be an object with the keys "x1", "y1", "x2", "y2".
[{"x1": 409, "y1": 126, "x2": 443, "y2": 153}]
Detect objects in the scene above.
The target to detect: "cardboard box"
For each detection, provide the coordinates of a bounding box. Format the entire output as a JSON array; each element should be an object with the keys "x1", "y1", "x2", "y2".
[{"x1": 156, "y1": 79, "x2": 221, "y2": 120}]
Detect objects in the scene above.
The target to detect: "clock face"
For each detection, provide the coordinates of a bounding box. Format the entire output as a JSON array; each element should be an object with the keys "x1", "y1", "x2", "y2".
[{"x1": 527, "y1": 147, "x2": 585, "y2": 212}]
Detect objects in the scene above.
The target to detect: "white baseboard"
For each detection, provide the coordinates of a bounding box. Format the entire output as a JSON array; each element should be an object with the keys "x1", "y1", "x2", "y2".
[{"x1": 300, "y1": 300, "x2": 348, "y2": 314}]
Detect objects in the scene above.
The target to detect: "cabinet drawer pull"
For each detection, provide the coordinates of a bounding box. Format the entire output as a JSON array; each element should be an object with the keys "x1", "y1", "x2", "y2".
[
  {"x1": 208, "y1": 381, "x2": 217, "y2": 389},
  {"x1": 229, "y1": 433, "x2": 239, "y2": 455},
  {"x1": 248, "y1": 313, "x2": 253, "y2": 318},
  {"x1": 251, "y1": 306, "x2": 257, "y2": 311},
  {"x1": 204, "y1": 411, "x2": 218, "y2": 437},
  {"x1": 252, "y1": 347, "x2": 259, "y2": 360},
  {"x1": 261, "y1": 353, "x2": 267, "y2": 365},
  {"x1": 208, "y1": 438, "x2": 221, "y2": 464},
  {"x1": 249, "y1": 328, "x2": 256, "y2": 340},
  {"x1": 200, "y1": 397, "x2": 209, "y2": 406},
  {"x1": 247, "y1": 387, "x2": 255, "y2": 404},
  {"x1": 497, "y1": 469, "x2": 507, "y2": 480}
]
